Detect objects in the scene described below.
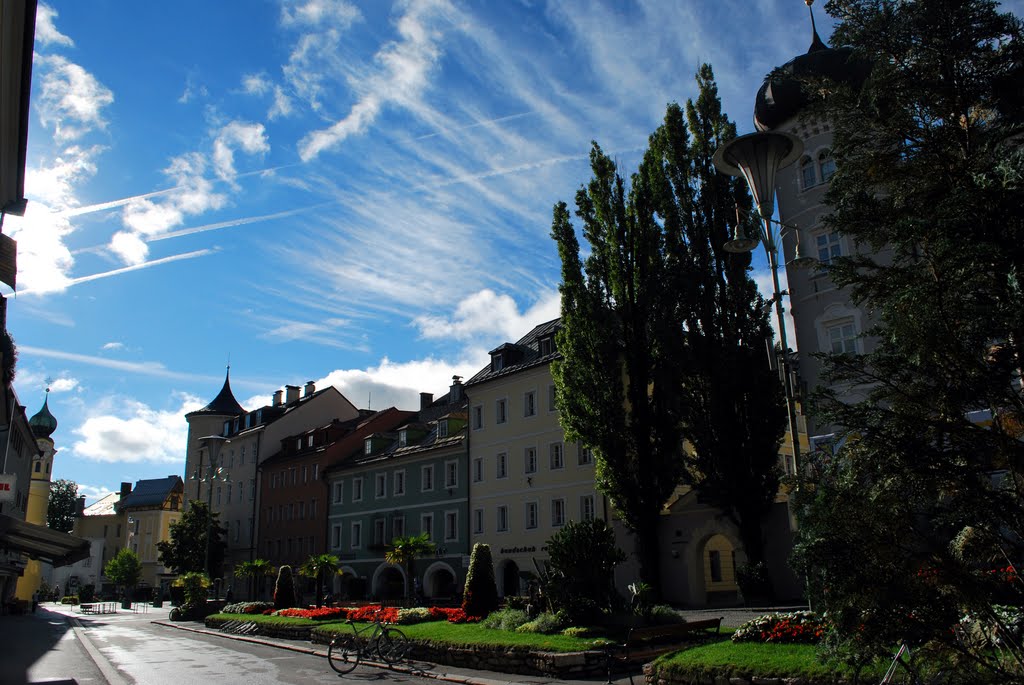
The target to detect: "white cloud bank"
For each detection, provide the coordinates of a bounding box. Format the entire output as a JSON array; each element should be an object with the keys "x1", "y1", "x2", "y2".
[{"x1": 71, "y1": 394, "x2": 204, "y2": 464}]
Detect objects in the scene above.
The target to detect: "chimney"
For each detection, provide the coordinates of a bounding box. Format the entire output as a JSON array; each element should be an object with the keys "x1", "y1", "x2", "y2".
[
  {"x1": 450, "y1": 375, "x2": 463, "y2": 403},
  {"x1": 76, "y1": 495, "x2": 86, "y2": 517},
  {"x1": 119, "y1": 481, "x2": 132, "y2": 498},
  {"x1": 304, "y1": 380, "x2": 316, "y2": 397},
  {"x1": 420, "y1": 392, "x2": 433, "y2": 410},
  {"x1": 285, "y1": 385, "x2": 300, "y2": 404},
  {"x1": 273, "y1": 389, "x2": 283, "y2": 406}
]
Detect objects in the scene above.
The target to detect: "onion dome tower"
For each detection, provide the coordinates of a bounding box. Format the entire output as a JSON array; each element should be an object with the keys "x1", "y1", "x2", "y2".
[
  {"x1": 183, "y1": 367, "x2": 244, "y2": 502},
  {"x1": 750, "y1": 0, "x2": 873, "y2": 440},
  {"x1": 16, "y1": 388, "x2": 60, "y2": 600}
]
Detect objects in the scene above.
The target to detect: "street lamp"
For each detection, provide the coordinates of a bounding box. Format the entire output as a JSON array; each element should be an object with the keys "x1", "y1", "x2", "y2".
[
  {"x1": 193, "y1": 435, "x2": 230, "y2": 597},
  {"x1": 713, "y1": 130, "x2": 812, "y2": 474}
]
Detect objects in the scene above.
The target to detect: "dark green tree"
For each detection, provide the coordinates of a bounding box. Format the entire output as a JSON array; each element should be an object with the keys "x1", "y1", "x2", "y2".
[
  {"x1": 234, "y1": 559, "x2": 275, "y2": 600},
  {"x1": 47, "y1": 479, "x2": 78, "y2": 533},
  {"x1": 551, "y1": 67, "x2": 786, "y2": 591},
  {"x1": 298, "y1": 554, "x2": 340, "y2": 607},
  {"x1": 156, "y1": 501, "x2": 226, "y2": 578},
  {"x1": 462, "y1": 543, "x2": 499, "y2": 618},
  {"x1": 103, "y1": 548, "x2": 141, "y2": 600},
  {"x1": 543, "y1": 519, "x2": 625, "y2": 622},
  {"x1": 273, "y1": 564, "x2": 297, "y2": 610},
  {"x1": 791, "y1": 0, "x2": 1024, "y2": 674},
  {"x1": 384, "y1": 532, "x2": 435, "y2": 602}
]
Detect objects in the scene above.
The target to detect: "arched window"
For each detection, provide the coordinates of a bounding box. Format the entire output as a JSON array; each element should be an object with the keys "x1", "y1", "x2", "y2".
[
  {"x1": 799, "y1": 156, "x2": 816, "y2": 189},
  {"x1": 819, "y1": 149, "x2": 836, "y2": 182}
]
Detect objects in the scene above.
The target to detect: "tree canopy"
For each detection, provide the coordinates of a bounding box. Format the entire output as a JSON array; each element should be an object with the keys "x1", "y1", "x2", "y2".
[
  {"x1": 384, "y1": 532, "x2": 435, "y2": 601},
  {"x1": 104, "y1": 548, "x2": 141, "y2": 594},
  {"x1": 47, "y1": 479, "x2": 78, "y2": 533},
  {"x1": 298, "y1": 553, "x2": 340, "y2": 607},
  {"x1": 156, "y1": 500, "x2": 226, "y2": 578},
  {"x1": 792, "y1": 0, "x2": 1024, "y2": 674},
  {"x1": 551, "y1": 66, "x2": 786, "y2": 591}
]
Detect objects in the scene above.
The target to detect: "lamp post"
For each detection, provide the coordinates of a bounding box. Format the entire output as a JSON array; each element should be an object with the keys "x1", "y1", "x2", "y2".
[
  {"x1": 193, "y1": 435, "x2": 229, "y2": 597},
  {"x1": 713, "y1": 130, "x2": 813, "y2": 475}
]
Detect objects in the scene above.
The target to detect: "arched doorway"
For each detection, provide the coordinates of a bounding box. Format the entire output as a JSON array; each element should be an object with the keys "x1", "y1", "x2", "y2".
[
  {"x1": 423, "y1": 562, "x2": 457, "y2": 599},
  {"x1": 373, "y1": 565, "x2": 406, "y2": 601},
  {"x1": 700, "y1": 534, "x2": 738, "y2": 605},
  {"x1": 500, "y1": 560, "x2": 520, "y2": 597}
]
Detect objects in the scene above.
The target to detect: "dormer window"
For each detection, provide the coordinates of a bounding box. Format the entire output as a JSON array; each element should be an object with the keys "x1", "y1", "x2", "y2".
[
  {"x1": 365, "y1": 438, "x2": 373, "y2": 455},
  {"x1": 399, "y1": 430, "x2": 408, "y2": 448},
  {"x1": 233, "y1": 418, "x2": 240, "y2": 433},
  {"x1": 244, "y1": 413, "x2": 252, "y2": 429},
  {"x1": 223, "y1": 421, "x2": 231, "y2": 436},
  {"x1": 491, "y1": 353, "x2": 504, "y2": 372},
  {"x1": 296, "y1": 438, "x2": 302, "y2": 450},
  {"x1": 438, "y1": 420, "x2": 449, "y2": 438},
  {"x1": 539, "y1": 336, "x2": 555, "y2": 356}
]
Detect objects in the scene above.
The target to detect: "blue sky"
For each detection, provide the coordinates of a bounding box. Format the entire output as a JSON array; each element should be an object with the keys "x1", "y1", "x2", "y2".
[{"x1": 8, "y1": 0, "x2": 1021, "y2": 505}]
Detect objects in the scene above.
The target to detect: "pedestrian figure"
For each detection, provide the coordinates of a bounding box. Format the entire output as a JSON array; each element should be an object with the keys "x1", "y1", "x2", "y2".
[
  {"x1": 53, "y1": 585, "x2": 61, "y2": 604},
  {"x1": 31, "y1": 591, "x2": 38, "y2": 612}
]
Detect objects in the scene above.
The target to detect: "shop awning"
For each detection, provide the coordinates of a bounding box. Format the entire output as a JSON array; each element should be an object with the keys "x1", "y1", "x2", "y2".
[{"x1": 0, "y1": 514, "x2": 90, "y2": 567}]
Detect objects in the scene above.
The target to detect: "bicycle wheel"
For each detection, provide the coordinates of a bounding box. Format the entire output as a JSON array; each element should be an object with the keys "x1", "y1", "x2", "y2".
[
  {"x1": 376, "y1": 626, "x2": 410, "y2": 664},
  {"x1": 327, "y1": 634, "x2": 359, "y2": 674}
]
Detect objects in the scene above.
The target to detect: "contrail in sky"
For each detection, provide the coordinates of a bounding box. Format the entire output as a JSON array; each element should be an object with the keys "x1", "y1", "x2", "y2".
[
  {"x1": 413, "y1": 111, "x2": 536, "y2": 141},
  {"x1": 19, "y1": 249, "x2": 214, "y2": 295}
]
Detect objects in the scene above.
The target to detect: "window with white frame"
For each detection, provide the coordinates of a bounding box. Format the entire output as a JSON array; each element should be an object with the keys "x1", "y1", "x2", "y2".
[
  {"x1": 472, "y1": 405, "x2": 483, "y2": 430},
  {"x1": 548, "y1": 384, "x2": 557, "y2": 411},
  {"x1": 445, "y1": 460, "x2": 458, "y2": 488},
  {"x1": 580, "y1": 494, "x2": 596, "y2": 522},
  {"x1": 815, "y1": 231, "x2": 843, "y2": 265},
  {"x1": 549, "y1": 442, "x2": 564, "y2": 469},
  {"x1": 524, "y1": 390, "x2": 536, "y2": 417},
  {"x1": 444, "y1": 511, "x2": 458, "y2": 541},
  {"x1": 473, "y1": 508, "x2": 484, "y2": 534},
  {"x1": 394, "y1": 470, "x2": 405, "y2": 496},
  {"x1": 799, "y1": 156, "x2": 816, "y2": 189},
  {"x1": 472, "y1": 457, "x2": 484, "y2": 482},
  {"x1": 437, "y1": 420, "x2": 448, "y2": 438},
  {"x1": 578, "y1": 445, "x2": 593, "y2": 465},
  {"x1": 393, "y1": 515, "x2": 405, "y2": 538},
  {"x1": 551, "y1": 498, "x2": 566, "y2": 527},
  {"x1": 398, "y1": 430, "x2": 408, "y2": 447},
  {"x1": 333, "y1": 481, "x2": 344, "y2": 504},
  {"x1": 496, "y1": 505, "x2": 509, "y2": 532},
  {"x1": 496, "y1": 398, "x2": 508, "y2": 424},
  {"x1": 525, "y1": 501, "x2": 538, "y2": 529},
  {"x1": 496, "y1": 452, "x2": 508, "y2": 479},
  {"x1": 421, "y1": 513, "x2": 434, "y2": 540},
  {"x1": 332, "y1": 525, "x2": 342, "y2": 549},
  {"x1": 364, "y1": 438, "x2": 372, "y2": 455},
  {"x1": 375, "y1": 473, "x2": 386, "y2": 498},
  {"x1": 351, "y1": 522, "x2": 362, "y2": 548},
  {"x1": 374, "y1": 519, "x2": 386, "y2": 545},
  {"x1": 525, "y1": 446, "x2": 537, "y2": 474},
  {"x1": 819, "y1": 149, "x2": 836, "y2": 181},
  {"x1": 827, "y1": 321, "x2": 858, "y2": 355},
  {"x1": 307, "y1": 434, "x2": 314, "y2": 448},
  {"x1": 353, "y1": 477, "x2": 364, "y2": 502},
  {"x1": 422, "y1": 465, "x2": 434, "y2": 491}
]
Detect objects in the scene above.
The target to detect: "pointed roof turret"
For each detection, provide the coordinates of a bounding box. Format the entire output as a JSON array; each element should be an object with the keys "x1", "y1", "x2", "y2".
[
  {"x1": 186, "y1": 366, "x2": 245, "y2": 418},
  {"x1": 753, "y1": 0, "x2": 870, "y2": 131},
  {"x1": 29, "y1": 389, "x2": 58, "y2": 439}
]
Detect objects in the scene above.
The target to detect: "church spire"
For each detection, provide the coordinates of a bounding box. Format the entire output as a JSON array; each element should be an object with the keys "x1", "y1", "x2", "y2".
[{"x1": 806, "y1": 0, "x2": 828, "y2": 53}]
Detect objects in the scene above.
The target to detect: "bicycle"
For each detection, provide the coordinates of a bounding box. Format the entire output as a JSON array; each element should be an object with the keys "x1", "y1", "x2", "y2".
[
  {"x1": 878, "y1": 642, "x2": 949, "y2": 685},
  {"x1": 327, "y1": 611, "x2": 410, "y2": 674}
]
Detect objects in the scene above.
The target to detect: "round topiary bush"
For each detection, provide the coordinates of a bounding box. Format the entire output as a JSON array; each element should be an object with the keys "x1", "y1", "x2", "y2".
[
  {"x1": 462, "y1": 543, "x2": 499, "y2": 618},
  {"x1": 274, "y1": 565, "x2": 297, "y2": 610}
]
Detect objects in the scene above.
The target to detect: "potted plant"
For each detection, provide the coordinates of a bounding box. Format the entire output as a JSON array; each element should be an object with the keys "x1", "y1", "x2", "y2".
[{"x1": 152, "y1": 587, "x2": 163, "y2": 608}]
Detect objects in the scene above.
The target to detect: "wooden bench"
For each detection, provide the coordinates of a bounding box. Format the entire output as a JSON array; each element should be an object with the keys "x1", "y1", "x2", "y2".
[{"x1": 606, "y1": 617, "x2": 723, "y2": 684}]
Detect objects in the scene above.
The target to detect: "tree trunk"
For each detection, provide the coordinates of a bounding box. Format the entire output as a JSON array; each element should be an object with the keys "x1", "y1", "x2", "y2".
[{"x1": 634, "y1": 513, "x2": 663, "y2": 600}]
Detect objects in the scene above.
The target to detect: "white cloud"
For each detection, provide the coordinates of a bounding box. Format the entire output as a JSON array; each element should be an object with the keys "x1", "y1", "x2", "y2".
[
  {"x1": 212, "y1": 120, "x2": 270, "y2": 184},
  {"x1": 101, "y1": 342, "x2": 125, "y2": 351},
  {"x1": 48, "y1": 377, "x2": 80, "y2": 393},
  {"x1": 298, "y1": 0, "x2": 451, "y2": 160},
  {"x1": 269, "y1": 86, "x2": 293, "y2": 119},
  {"x1": 242, "y1": 72, "x2": 271, "y2": 95},
  {"x1": 280, "y1": 0, "x2": 361, "y2": 27},
  {"x1": 415, "y1": 288, "x2": 561, "y2": 342},
  {"x1": 35, "y1": 55, "x2": 114, "y2": 143},
  {"x1": 178, "y1": 72, "x2": 208, "y2": 104},
  {"x1": 76, "y1": 484, "x2": 114, "y2": 506},
  {"x1": 108, "y1": 231, "x2": 149, "y2": 265},
  {"x1": 35, "y1": 4, "x2": 74, "y2": 47},
  {"x1": 71, "y1": 394, "x2": 204, "y2": 464}
]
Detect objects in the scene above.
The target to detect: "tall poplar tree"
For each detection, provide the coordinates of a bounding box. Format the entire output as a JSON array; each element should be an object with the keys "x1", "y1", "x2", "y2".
[
  {"x1": 792, "y1": 0, "x2": 1024, "y2": 672},
  {"x1": 552, "y1": 66, "x2": 786, "y2": 592}
]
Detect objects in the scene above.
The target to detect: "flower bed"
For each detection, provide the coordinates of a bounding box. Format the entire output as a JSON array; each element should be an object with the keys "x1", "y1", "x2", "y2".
[{"x1": 731, "y1": 611, "x2": 829, "y2": 644}]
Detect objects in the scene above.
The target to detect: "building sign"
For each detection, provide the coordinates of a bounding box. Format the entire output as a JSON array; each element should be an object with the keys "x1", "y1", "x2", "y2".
[{"x1": 0, "y1": 473, "x2": 16, "y2": 503}]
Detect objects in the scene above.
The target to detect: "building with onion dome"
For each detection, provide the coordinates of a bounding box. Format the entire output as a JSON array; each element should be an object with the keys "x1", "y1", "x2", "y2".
[
  {"x1": 752, "y1": 0, "x2": 874, "y2": 445},
  {"x1": 14, "y1": 389, "x2": 60, "y2": 599}
]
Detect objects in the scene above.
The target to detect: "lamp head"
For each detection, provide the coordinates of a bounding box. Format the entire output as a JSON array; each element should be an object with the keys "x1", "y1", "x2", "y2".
[
  {"x1": 788, "y1": 230, "x2": 818, "y2": 269},
  {"x1": 723, "y1": 224, "x2": 760, "y2": 254},
  {"x1": 713, "y1": 131, "x2": 803, "y2": 221}
]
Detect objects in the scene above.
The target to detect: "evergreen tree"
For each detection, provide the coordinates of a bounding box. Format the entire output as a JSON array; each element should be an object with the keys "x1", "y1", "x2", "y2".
[
  {"x1": 792, "y1": 0, "x2": 1024, "y2": 672},
  {"x1": 273, "y1": 564, "x2": 297, "y2": 610},
  {"x1": 551, "y1": 67, "x2": 786, "y2": 591},
  {"x1": 462, "y1": 543, "x2": 498, "y2": 618},
  {"x1": 47, "y1": 479, "x2": 78, "y2": 533},
  {"x1": 543, "y1": 519, "x2": 625, "y2": 622},
  {"x1": 156, "y1": 501, "x2": 226, "y2": 578}
]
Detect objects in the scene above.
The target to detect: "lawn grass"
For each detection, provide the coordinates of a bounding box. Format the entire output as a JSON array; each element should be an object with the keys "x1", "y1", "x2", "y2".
[
  {"x1": 654, "y1": 638, "x2": 882, "y2": 682},
  {"x1": 208, "y1": 612, "x2": 342, "y2": 628}
]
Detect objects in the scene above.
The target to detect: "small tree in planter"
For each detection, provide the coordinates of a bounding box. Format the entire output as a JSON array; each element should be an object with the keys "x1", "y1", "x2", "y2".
[
  {"x1": 104, "y1": 548, "x2": 142, "y2": 609},
  {"x1": 274, "y1": 564, "x2": 297, "y2": 610},
  {"x1": 168, "y1": 572, "x2": 210, "y2": 621},
  {"x1": 462, "y1": 543, "x2": 499, "y2": 618}
]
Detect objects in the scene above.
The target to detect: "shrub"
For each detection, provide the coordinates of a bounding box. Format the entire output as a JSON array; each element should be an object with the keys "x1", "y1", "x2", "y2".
[
  {"x1": 274, "y1": 565, "x2": 297, "y2": 610},
  {"x1": 504, "y1": 595, "x2": 528, "y2": 611},
  {"x1": 462, "y1": 543, "x2": 499, "y2": 618},
  {"x1": 731, "y1": 611, "x2": 829, "y2": 644},
  {"x1": 60, "y1": 595, "x2": 79, "y2": 605},
  {"x1": 543, "y1": 519, "x2": 625, "y2": 623},
  {"x1": 482, "y1": 607, "x2": 530, "y2": 631},
  {"x1": 561, "y1": 626, "x2": 596, "y2": 638},
  {"x1": 515, "y1": 611, "x2": 564, "y2": 634},
  {"x1": 175, "y1": 572, "x2": 210, "y2": 606},
  {"x1": 222, "y1": 601, "x2": 274, "y2": 615},
  {"x1": 737, "y1": 561, "x2": 773, "y2": 603},
  {"x1": 397, "y1": 607, "x2": 434, "y2": 624},
  {"x1": 649, "y1": 604, "x2": 685, "y2": 625}
]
